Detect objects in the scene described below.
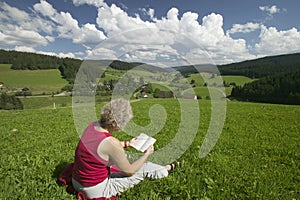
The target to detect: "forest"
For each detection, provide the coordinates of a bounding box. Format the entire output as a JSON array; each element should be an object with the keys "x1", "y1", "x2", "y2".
[
  {"x1": 218, "y1": 53, "x2": 300, "y2": 78},
  {"x1": 230, "y1": 70, "x2": 300, "y2": 105}
]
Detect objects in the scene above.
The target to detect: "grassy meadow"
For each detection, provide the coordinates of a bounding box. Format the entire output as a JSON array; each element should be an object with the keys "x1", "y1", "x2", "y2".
[
  {"x1": 0, "y1": 98, "x2": 299, "y2": 199},
  {"x1": 0, "y1": 64, "x2": 68, "y2": 95},
  {"x1": 186, "y1": 74, "x2": 256, "y2": 87}
]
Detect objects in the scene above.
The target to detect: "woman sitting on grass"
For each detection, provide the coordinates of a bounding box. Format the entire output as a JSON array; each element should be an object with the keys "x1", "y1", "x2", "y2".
[{"x1": 72, "y1": 98, "x2": 180, "y2": 199}]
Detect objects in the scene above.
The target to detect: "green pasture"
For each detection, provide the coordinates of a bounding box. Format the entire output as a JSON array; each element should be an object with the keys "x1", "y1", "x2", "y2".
[
  {"x1": 221, "y1": 75, "x2": 257, "y2": 86},
  {"x1": 0, "y1": 64, "x2": 68, "y2": 94},
  {"x1": 183, "y1": 86, "x2": 232, "y2": 97},
  {"x1": 187, "y1": 73, "x2": 256, "y2": 87},
  {"x1": 98, "y1": 67, "x2": 126, "y2": 82},
  {"x1": 0, "y1": 99, "x2": 299, "y2": 199},
  {"x1": 20, "y1": 95, "x2": 111, "y2": 110}
]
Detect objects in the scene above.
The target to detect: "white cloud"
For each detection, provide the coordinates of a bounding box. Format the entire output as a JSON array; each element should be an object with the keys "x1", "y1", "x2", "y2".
[
  {"x1": 96, "y1": 4, "x2": 155, "y2": 36},
  {"x1": 33, "y1": 0, "x2": 106, "y2": 47},
  {"x1": 0, "y1": 2, "x2": 30, "y2": 22},
  {"x1": 14, "y1": 46, "x2": 36, "y2": 53},
  {"x1": 140, "y1": 7, "x2": 155, "y2": 20},
  {"x1": 72, "y1": 0, "x2": 106, "y2": 7},
  {"x1": 57, "y1": 52, "x2": 76, "y2": 58},
  {"x1": 228, "y1": 22, "x2": 261, "y2": 34},
  {"x1": 0, "y1": 1, "x2": 54, "y2": 46},
  {"x1": 73, "y1": 23, "x2": 106, "y2": 48},
  {"x1": 12, "y1": 47, "x2": 77, "y2": 59},
  {"x1": 148, "y1": 8, "x2": 155, "y2": 20},
  {"x1": 36, "y1": 50, "x2": 76, "y2": 58},
  {"x1": 259, "y1": 5, "x2": 281, "y2": 16},
  {"x1": 33, "y1": 0, "x2": 57, "y2": 18},
  {"x1": 86, "y1": 47, "x2": 117, "y2": 60},
  {"x1": 45, "y1": 36, "x2": 55, "y2": 42},
  {"x1": 255, "y1": 26, "x2": 300, "y2": 56},
  {"x1": 93, "y1": 5, "x2": 253, "y2": 64},
  {"x1": 1, "y1": 0, "x2": 299, "y2": 65},
  {"x1": 0, "y1": 27, "x2": 48, "y2": 47}
]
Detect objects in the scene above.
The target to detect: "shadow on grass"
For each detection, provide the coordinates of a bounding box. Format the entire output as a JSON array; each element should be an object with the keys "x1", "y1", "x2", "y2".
[{"x1": 52, "y1": 161, "x2": 72, "y2": 185}]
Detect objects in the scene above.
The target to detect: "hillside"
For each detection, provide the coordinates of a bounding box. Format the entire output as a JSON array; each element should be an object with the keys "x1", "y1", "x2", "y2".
[
  {"x1": 1, "y1": 49, "x2": 300, "y2": 104},
  {"x1": 218, "y1": 53, "x2": 300, "y2": 78},
  {"x1": 171, "y1": 53, "x2": 300, "y2": 78},
  {"x1": 0, "y1": 64, "x2": 68, "y2": 95},
  {"x1": 230, "y1": 70, "x2": 300, "y2": 105}
]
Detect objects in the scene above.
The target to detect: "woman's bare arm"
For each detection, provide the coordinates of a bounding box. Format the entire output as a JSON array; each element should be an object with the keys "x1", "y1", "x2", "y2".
[{"x1": 98, "y1": 137, "x2": 153, "y2": 176}]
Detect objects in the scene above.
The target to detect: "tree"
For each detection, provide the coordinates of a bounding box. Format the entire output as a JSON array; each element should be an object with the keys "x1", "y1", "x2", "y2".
[
  {"x1": 0, "y1": 93, "x2": 23, "y2": 110},
  {"x1": 153, "y1": 88, "x2": 160, "y2": 98},
  {"x1": 190, "y1": 79, "x2": 195, "y2": 85}
]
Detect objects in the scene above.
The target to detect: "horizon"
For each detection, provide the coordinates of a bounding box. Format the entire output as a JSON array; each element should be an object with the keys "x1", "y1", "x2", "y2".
[{"x1": 2, "y1": 48, "x2": 300, "y2": 67}]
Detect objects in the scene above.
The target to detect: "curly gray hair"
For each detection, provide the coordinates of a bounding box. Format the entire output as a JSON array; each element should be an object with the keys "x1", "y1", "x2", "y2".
[{"x1": 99, "y1": 98, "x2": 133, "y2": 130}]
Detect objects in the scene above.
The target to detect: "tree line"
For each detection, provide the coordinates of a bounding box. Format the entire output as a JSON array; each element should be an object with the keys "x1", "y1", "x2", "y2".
[
  {"x1": 230, "y1": 70, "x2": 300, "y2": 105},
  {"x1": 218, "y1": 53, "x2": 300, "y2": 78},
  {"x1": 0, "y1": 49, "x2": 83, "y2": 83}
]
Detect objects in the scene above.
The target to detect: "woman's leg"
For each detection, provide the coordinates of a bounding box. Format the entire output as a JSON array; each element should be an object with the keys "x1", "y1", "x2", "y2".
[
  {"x1": 104, "y1": 161, "x2": 169, "y2": 197},
  {"x1": 72, "y1": 161, "x2": 178, "y2": 198}
]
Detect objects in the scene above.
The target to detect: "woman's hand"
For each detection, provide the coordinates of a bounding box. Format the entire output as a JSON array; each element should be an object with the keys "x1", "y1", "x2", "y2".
[
  {"x1": 144, "y1": 145, "x2": 154, "y2": 155},
  {"x1": 128, "y1": 137, "x2": 137, "y2": 147}
]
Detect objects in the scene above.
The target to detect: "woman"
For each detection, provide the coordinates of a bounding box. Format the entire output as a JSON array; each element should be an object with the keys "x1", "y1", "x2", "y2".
[{"x1": 72, "y1": 98, "x2": 179, "y2": 199}]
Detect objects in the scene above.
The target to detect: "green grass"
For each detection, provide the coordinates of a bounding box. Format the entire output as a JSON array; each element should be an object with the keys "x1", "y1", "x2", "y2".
[
  {"x1": 20, "y1": 95, "x2": 111, "y2": 109},
  {"x1": 187, "y1": 74, "x2": 256, "y2": 87},
  {"x1": 20, "y1": 96, "x2": 72, "y2": 109},
  {"x1": 0, "y1": 99, "x2": 299, "y2": 199},
  {"x1": 183, "y1": 87, "x2": 232, "y2": 97},
  {"x1": 98, "y1": 67, "x2": 127, "y2": 82},
  {"x1": 0, "y1": 64, "x2": 68, "y2": 94},
  {"x1": 221, "y1": 75, "x2": 257, "y2": 86}
]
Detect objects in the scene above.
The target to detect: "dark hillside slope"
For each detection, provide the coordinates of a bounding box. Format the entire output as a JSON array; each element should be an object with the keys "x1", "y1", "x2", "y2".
[
  {"x1": 230, "y1": 70, "x2": 300, "y2": 105},
  {"x1": 218, "y1": 53, "x2": 300, "y2": 78}
]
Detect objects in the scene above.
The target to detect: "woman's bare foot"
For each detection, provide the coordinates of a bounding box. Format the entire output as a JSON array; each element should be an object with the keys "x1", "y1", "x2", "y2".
[{"x1": 165, "y1": 161, "x2": 181, "y2": 171}]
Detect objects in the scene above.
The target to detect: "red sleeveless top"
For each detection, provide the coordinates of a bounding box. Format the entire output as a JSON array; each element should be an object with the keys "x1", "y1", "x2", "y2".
[{"x1": 72, "y1": 122, "x2": 112, "y2": 187}]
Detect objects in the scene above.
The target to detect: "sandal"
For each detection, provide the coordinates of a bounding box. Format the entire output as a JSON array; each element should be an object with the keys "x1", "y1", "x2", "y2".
[{"x1": 169, "y1": 161, "x2": 181, "y2": 171}]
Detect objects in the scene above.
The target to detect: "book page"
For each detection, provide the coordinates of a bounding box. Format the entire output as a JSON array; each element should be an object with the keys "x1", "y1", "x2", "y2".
[{"x1": 131, "y1": 133, "x2": 156, "y2": 152}]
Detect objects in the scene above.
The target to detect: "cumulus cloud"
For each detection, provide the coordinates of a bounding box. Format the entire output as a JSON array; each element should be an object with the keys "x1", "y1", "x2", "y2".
[
  {"x1": 72, "y1": 0, "x2": 106, "y2": 7},
  {"x1": 33, "y1": 0, "x2": 57, "y2": 18},
  {"x1": 140, "y1": 7, "x2": 155, "y2": 20},
  {"x1": 0, "y1": 2, "x2": 30, "y2": 22},
  {"x1": 0, "y1": 28, "x2": 48, "y2": 47},
  {"x1": 86, "y1": 47, "x2": 117, "y2": 60},
  {"x1": 14, "y1": 46, "x2": 36, "y2": 53},
  {"x1": 93, "y1": 5, "x2": 253, "y2": 64},
  {"x1": 259, "y1": 5, "x2": 281, "y2": 16},
  {"x1": 255, "y1": 26, "x2": 300, "y2": 56},
  {"x1": 0, "y1": 1, "x2": 54, "y2": 47},
  {"x1": 96, "y1": 4, "x2": 155, "y2": 36},
  {"x1": 228, "y1": 22, "x2": 261, "y2": 34},
  {"x1": 33, "y1": 0, "x2": 106, "y2": 48},
  {"x1": 0, "y1": 0, "x2": 299, "y2": 65},
  {"x1": 0, "y1": 2, "x2": 53, "y2": 34}
]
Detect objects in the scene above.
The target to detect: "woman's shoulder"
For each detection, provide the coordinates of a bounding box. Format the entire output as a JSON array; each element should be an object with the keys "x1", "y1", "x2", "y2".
[
  {"x1": 98, "y1": 136, "x2": 122, "y2": 155},
  {"x1": 106, "y1": 136, "x2": 121, "y2": 146}
]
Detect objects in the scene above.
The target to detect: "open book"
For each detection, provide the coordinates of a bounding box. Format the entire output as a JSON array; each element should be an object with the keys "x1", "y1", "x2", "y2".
[{"x1": 130, "y1": 133, "x2": 156, "y2": 152}]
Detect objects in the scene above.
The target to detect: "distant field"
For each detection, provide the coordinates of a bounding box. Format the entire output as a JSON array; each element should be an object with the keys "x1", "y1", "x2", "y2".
[
  {"x1": 0, "y1": 64, "x2": 68, "y2": 94},
  {"x1": 187, "y1": 74, "x2": 256, "y2": 87},
  {"x1": 184, "y1": 86, "x2": 232, "y2": 97},
  {"x1": 221, "y1": 75, "x2": 257, "y2": 86},
  {"x1": 20, "y1": 95, "x2": 111, "y2": 110}
]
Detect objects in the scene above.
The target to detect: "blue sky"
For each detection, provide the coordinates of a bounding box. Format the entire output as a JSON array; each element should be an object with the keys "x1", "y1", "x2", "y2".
[{"x1": 0, "y1": 0, "x2": 299, "y2": 65}]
